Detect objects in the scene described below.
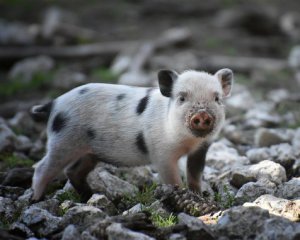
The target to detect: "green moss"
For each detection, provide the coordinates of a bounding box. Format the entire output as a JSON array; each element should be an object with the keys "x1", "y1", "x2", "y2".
[
  {"x1": 91, "y1": 68, "x2": 118, "y2": 83},
  {"x1": 0, "y1": 71, "x2": 54, "y2": 98},
  {"x1": 0, "y1": 153, "x2": 34, "y2": 170},
  {"x1": 56, "y1": 189, "x2": 81, "y2": 203}
]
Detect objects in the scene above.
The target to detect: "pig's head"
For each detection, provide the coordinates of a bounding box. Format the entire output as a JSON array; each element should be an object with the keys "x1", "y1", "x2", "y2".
[{"x1": 158, "y1": 69, "x2": 233, "y2": 139}]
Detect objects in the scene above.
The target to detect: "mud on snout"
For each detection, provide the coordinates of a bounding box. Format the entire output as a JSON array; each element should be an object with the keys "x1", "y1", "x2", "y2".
[{"x1": 185, "y1": 108, "x2": 216, "y2": 138}]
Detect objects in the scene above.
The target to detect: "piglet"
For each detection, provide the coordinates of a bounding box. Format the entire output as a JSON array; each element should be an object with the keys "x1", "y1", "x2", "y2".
[{"x1": 31, "y1": 69, "x2": 233, "y2": 201}]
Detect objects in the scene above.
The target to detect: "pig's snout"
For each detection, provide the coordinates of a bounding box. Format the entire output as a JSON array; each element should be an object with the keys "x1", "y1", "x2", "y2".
[{"x1": 190, "y1": 112, "x2": 213, "y2": 132}]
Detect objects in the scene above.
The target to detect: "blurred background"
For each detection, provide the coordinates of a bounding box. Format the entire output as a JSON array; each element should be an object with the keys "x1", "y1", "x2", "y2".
[{"x1": 0, "y1": 0, "x2": 300, "y2": 121}]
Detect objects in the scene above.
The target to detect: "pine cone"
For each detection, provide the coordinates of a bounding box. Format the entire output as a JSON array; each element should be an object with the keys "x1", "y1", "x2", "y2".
[{"x1": 154, "y1": 184, "x2": 220, "y2": 216}]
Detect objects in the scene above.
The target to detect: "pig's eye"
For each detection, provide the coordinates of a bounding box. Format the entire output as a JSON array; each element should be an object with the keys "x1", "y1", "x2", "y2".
[
  {"x1": 179, "y1": 96, "x2": 185, "y2": 103},
  {"x1": 215, "y1": 95, "x2": 221, "y2": 103}
]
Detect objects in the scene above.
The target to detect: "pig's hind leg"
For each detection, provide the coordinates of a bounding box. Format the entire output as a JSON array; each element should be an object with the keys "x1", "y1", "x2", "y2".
[
  {"x1": 32, "y1": 138, "x2": 88, "y2": 201},
  {"x1": 65, "y1": 154, "x2": 99, "y2": 202}
]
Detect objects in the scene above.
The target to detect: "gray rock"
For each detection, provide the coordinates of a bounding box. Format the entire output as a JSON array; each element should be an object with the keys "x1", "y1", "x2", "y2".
[
  {"x1": 61, "y1": 205, "x2": 106, "y2": 229},
  {"x1": 15, "y1": 135, "x2": 33, "y2": 152},
  {"x1": 246, "y1": 148, "x2": 271, "y2": 164},
  {"x1": 150, "y1": 52, "x2": 198, "y2": 72},
  {"x1": 62, "y1": 224, "x2": 82, "y2": 240},
  {"x1": 257, "y1": 217, "x2": 300, "y2": 240},
  {"x1": 247, "y1": 144, "x2": 296, "y2": 172},
  {"x1": 254, "y1": 128, "x2": 294, "y2": 147},
  {"x1": 42, "y1": 7, "x2": 77, "y2": 39},
  {"x1": 106, "y1": 223, "x2": 155, "y2": 240},
  {"x1": 292, "y1": 128, "x2": 300, "y2": 157},
  {"x1": 122, "y1": 203, "x2": 143, "y2": 216},
  {"x1": 29, "y1": 139, "x2": 45, "y2": 160},
  {"x1": 276, "y1": 177, "x2": 300, "y2": 199},
  {"x1": 81, "y1": 230, "x2": 98, "y2": 240},
  {"x1": 222, "y1": 124, "x2": 254, "y2": 145},
  {"x1": 288, "y1": 46, "x2": 300, "y2": 69},
  {"x1": 32, "y1": 198, "x2": 61, "y2": 216},
  {"x1": 0, "y1": 120, "x2": 17, "y2": 152},
  {"x1": 20, "y1": 206, "x2": 62, "y2": 236},
  {"x1": 235, "y1": 180, "x2": 277, "y2": 205},
  {"x1": 118, "y1": 71, "x2": 153, "y2": 87},
  {"x1": 178, "y1": 213, "x2": 215, "y2": 240},
  {"x1": 87, "y1": 169, "x2": 138, "y2": 200},
  {"x1": 0, "y1": 197, "x2": 17, "y2": 223},
  {"x1": 269, "y1": 144, "x2": 296, "y2": 170},
  {"x1": 59, "y1": 200, "x2": 84, "y2": 215},
  {"x1": 244, "y1": 108, "x2": 281, "y2": 128},
  {"x1": 281, "y1": 12, "x2": 300, "y2": 40},
  {"x1": 8, "y1": 111, "x2": 39, "y2": 137},
  {"x1": 292, "y1": 159, "x2": 300, "y2": 178},
  {"x1": 0, "y1": 185, "x2": 25, "y2": 200},
  {"x1": 2, "y1": 167, "x2": 33, "y2": 188},
  {"x1": 267, "y1": 89, "x2": 290, "y2": 103},
  {"x1": 215, "y1": 206, "x2": 270, "y2": 239},
  {"x1": 18, "y1": 188, "x2": 34, "y2": 204},
  {"x1": 0, "y1": 20, "x2": 39, "y2": 45},
  {"x1": 225, "y1": 91, "x2": 256, "y2": 113},
  {"x1": 52, "y1": 69, "x2": 87, "y2": 90},
  {"x1": 111, "y1": 54, "x2": 132, "y2": 75},
  {"x1": 87, "y1": 194, "x2": 117, "y2": 215},
  {"x1": 148, "y1": 200, "x2": 170, "y2": 218},
  {"x1": 116, "y1": 166, "x2": 156, "y2": 188},
  {"x1": 231, "y1": 160, "x2": 286, "y2": 188},
  {"x1": 9, "y1": 222, "x2": 34, "y2": 238},
  {"x1": 9, "y1": 55, "x2": 55, "y2": 83},
  {"x1": 168, "y1": 233, "x2": 187, "y2": 240},
  {"x1": 206, "y1": 142, "x2": 249, "y2": 171},
  {"x1": 244, "y1": 194, "x2": 300, "y2": 222}
]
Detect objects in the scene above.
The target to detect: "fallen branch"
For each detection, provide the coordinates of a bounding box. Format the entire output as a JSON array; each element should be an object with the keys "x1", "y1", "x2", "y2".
[
  {"x1": 196, "y1": 53, "x2": 288, "y2": 72},
  {"x1": 0, "y1": 41, "x2": 139, "y2": 60}
]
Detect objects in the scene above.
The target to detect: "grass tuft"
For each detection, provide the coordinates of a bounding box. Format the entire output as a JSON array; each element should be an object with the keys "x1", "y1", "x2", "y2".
[
  {"x1": 214, "y1": 185, "x2": 235, "y2": 209},
  {"x1": 150, "y1": 212, "x2": 178, "y2": 228},
  {"x1": 122, "y1": 183, "x2": 157, "y2": 207}
]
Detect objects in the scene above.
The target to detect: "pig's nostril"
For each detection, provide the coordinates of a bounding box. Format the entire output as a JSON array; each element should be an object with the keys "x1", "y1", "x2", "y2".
[
  {"x1": 204, "y1": 119, "x2": 211, "y2": 126},
  {"x1": 193, "y1": 118, "x2": 200, "y2": 125}
]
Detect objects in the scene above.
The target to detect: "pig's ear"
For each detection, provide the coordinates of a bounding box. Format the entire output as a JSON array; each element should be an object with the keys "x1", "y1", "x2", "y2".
[
  {"x1": 158, "y1": 70, "x2": 178, "y2": 97},
  {"x1": 215, "y1": 68, "x2": 233, "y2": 97}
]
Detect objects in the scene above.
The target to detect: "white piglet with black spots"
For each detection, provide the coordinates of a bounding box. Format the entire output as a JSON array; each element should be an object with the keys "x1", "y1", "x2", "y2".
[{"x1": 31, "y1": 69, "x2": 233, "y2": 201}]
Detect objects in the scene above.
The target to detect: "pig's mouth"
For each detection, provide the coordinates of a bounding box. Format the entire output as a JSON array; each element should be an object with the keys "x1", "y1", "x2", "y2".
[{"x1": 186, "y1": 110, "x2": 215, "y2": 138}]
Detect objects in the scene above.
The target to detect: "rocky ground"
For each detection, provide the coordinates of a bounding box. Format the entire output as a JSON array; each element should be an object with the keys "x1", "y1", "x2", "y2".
[{"x1": 1, "y1": 1, "x2": 300, "y2": 239}]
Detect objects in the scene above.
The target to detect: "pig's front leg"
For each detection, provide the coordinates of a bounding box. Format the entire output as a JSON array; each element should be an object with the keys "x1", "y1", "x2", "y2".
[
  {"x1": 187, "y1": 142, "x2": 210, "y2": 192},
  {"x1": 156, "y1": 156, "x2": 183, "y2": 187}
]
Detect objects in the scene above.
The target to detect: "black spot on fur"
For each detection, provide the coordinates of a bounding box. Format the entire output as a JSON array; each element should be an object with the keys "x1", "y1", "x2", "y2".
[
  {"x1": 117, "y1": 94, "x2": 126, "y2": 101},
  {"x1": 52, "y1": 112, "x2": 67, "y2": 133},
  {"x1": 136, "y1": 95, "x2": 149, "y2": 115},
  {"x1": 79, "y1": 88, "x2": 89, "y2": 94},
  {"x1": 136, "y1": 132, "x2": 148, "y2": 154},
  {"x1": 136, "y1": 89, "x2": 153, "y2": 115},
  {"x1": 87, "y1": 128, "x2": 96, "y2": 139}
]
